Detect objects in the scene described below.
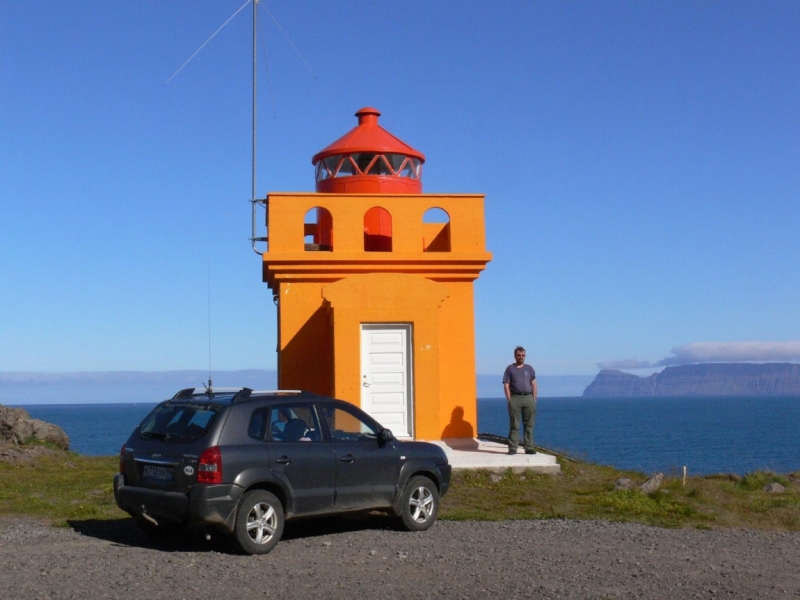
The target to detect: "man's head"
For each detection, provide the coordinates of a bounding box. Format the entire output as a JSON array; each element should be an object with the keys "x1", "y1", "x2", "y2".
[{"x1": 514, "y1": 346, "x2": 526, "y2": 365}]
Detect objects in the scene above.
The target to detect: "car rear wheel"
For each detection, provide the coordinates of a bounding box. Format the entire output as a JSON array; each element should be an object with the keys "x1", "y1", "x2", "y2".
[
  {"x1": 233, "y1": 490, "x2": 284, "y2": 555},
  {"x1": 398, "y1": 476, "x2": 439, "y2": 531}
]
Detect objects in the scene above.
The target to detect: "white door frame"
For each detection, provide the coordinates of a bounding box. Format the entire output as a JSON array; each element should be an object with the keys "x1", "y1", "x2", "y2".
[{"x1": 360, "y1": 323, "x2": 414, "y2": 438}]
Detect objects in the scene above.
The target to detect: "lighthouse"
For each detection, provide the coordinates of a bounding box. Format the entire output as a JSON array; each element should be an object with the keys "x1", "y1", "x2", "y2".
[{"x1": 260, "y1": 108, "x2": 491, "y2": 440}]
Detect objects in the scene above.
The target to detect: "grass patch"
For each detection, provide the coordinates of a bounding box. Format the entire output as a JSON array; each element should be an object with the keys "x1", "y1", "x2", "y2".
[
  {"x1": 0, "y1": 451, "x2": 126, "y2": 524},
  {"x1": 1, "y1": 448, "x2": 798, "y2": 532},
  {"x1": 739, "y1": 471, "x2": 791, "y2": 491},
  {"x1": 440, "y1": 459, "x2": 800, "y2": 531}
]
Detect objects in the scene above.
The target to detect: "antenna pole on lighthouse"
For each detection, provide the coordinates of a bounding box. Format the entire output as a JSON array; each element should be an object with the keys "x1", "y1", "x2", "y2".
[
  {"x1": 252, "y1": 0, "x2": 258, "y2": 206},
  {"x1": 250, "y1": 0, "x2": 267, "y2": 255}
]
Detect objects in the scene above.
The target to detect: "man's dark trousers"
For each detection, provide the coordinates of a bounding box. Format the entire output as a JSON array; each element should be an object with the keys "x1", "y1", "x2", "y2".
[{"x1": 507, "y1": 393, "x2": 536, "y2": 452}]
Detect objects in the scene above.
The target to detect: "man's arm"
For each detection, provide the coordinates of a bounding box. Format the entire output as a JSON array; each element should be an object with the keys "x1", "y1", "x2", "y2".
[
  {"x1": 503, "y1": 382, "x2": 511, "y2": 402},
  {"x1": 532, "y1": 378, "x2": 538, "y2": 402}
]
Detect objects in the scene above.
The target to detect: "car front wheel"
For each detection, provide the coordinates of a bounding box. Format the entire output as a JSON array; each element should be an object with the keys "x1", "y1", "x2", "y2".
[
  {"x1": 398, "y1": 476, "x2": 439, "y2": 531},
  {"x1": 233, "y1": 490, "x2": 284, "y2": 555}
]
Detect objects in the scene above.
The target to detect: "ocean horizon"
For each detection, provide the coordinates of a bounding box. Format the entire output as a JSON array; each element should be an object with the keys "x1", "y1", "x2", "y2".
[
  {"x1": 18, "y1": 395, "x2": 800, "y2": 476},
  {"x1": 0, "y1": 370, "x2": 596, "y2": 403}
]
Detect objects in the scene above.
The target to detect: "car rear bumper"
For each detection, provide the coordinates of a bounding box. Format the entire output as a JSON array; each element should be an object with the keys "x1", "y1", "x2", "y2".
[{"x1": 114, "y1": 474, "x2": 243, "y2": 532}]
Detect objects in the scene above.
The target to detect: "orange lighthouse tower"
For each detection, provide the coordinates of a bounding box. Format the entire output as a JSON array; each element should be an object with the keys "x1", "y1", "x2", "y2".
[{"x1": 260, "y1": 108, "x2": 491, "y2": 440}]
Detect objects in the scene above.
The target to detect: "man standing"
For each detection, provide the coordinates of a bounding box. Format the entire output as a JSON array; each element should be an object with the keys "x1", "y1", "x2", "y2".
[{"x1": 502, "y1": 346, "x2": 537, "y2": 455}]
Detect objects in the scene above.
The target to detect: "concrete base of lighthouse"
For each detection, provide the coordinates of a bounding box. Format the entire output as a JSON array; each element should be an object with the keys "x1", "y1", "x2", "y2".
[{"x1": 431, "y1": 438, "x2": 561, "y2": 474}]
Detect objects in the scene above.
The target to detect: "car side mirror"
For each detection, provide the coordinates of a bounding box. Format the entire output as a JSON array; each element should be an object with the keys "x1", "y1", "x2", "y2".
[{"x1": 378, "y1": 429, "x2": 395, "y2": 445}]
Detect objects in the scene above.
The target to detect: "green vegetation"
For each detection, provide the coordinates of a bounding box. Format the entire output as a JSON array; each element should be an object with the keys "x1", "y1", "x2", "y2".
[
  {"x1": 1, "y1": 448, "x2": 798, "y2": 531},
  {"x1": 440, "y1": 458, "x2": 800, "y2": 531},
  {"x1": 0, "y1": 449, "x2": 125, "y2": 524}
]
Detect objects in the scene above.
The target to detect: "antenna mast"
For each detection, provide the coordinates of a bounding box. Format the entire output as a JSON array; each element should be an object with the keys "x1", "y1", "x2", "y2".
[
  {"x1": 252, "y1": 0, "x2": 257, "y2": 207},
  {"x1": 207, "y1": 260, "x2": 213, "y2": 395},
  {"x1": 163, "y1": 0, "x2": 266, "y2": 254},
  {"x1": 248, "y1": 1, "x2": 315, "y2": 255},
  {"x1": 250, "y1": 0, "x2": 268, "y2": 255}
]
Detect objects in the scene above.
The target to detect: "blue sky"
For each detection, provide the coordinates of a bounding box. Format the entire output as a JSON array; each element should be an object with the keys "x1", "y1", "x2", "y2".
[{"x1": 2, "y1": 1, "x2": 799, "y2": 379}]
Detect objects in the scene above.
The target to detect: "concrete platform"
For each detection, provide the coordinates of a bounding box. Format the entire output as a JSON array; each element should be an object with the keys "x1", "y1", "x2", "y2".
[{"x1": 430, "y1": 438, "x2": 561, "y2": 474}]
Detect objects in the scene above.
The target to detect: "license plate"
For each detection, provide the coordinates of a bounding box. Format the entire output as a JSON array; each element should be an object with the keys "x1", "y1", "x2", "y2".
[{"x1": 142, "y1": 464, "x2": 173, "y2": 481}]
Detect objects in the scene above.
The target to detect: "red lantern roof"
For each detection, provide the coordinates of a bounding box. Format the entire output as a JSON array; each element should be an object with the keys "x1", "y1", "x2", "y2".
[
  {"x1": 312, "y1": 108, "x2": 425, "y2": 194},
  {"x1": 312, "y1": 107, "x2": 425, "y2": 164}
]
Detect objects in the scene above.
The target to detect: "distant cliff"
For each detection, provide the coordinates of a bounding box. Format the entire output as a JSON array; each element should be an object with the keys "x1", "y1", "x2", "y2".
[{"x1": 583, "y1": 363, "x2": 800, "y2": 397}]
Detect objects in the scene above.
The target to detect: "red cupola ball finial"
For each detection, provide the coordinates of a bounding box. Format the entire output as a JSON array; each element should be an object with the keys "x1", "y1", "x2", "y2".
[
  {"x1": 312, "y1": 107, "x2": 425, "y2": 194},
  {"x1": 355, "y1": 106, "x2": 381, "y2": 125}
]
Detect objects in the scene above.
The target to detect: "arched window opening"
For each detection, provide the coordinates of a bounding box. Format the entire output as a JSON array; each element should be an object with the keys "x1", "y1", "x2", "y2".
[
  {"x1": 364, "y1": 207, "x2": 392, "y2": 252},
  {"x1": 304, "y1": 207, "x2": 333, "y2": 251},
  {"x1": 422, "y1": 207, "x2": 450, "y2": 252}
]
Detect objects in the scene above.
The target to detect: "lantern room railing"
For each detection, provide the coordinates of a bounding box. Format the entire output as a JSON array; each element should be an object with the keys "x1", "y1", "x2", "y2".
[{"x1": 315, "y1": 153, "x2": 422, "y2": 183}]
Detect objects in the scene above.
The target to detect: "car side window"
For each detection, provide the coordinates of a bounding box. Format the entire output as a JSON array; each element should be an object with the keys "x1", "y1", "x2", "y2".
[
  {"x1": 321, "y1": 406, "x2": 378, "y2": 442},
  {"x1": 248, "y1": 409, "x2": 267, "y2": 441},
  {"x1": 268, "y1": 405, "x2": 321, "y2": 442}
]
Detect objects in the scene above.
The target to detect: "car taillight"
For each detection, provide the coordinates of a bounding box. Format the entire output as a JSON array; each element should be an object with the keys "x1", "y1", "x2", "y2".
[
  {"x1": 119, "y1": 445, "x2": 126, "y2": 475},
  {"x1": 197, "y1": 446, "x2": 222, "y2": 484}
]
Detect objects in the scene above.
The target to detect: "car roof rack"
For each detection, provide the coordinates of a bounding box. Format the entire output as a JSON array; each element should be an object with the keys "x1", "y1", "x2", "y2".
[
  {"x1": 232, "y1": 389, "x2": 313, "y2": 402},
  {"x1": 171, "y1": 387, "x2": 251, "y2": 400},
  {"x1": 171, "y1": 387, "x2": 309, "y2": 402},
  {"x1": 231, "y1": 388, "x2": 253, "y2": 403}
]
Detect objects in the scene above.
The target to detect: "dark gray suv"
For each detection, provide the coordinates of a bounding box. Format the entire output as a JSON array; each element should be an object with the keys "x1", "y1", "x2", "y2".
[{"x1": 114, "y1": 388, "x2": 451, "y2": 554}]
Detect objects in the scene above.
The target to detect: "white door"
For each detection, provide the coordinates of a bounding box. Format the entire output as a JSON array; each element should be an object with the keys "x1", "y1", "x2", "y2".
[{"x1": 360, "y1": 324, "x2": 413, "y2": 438}]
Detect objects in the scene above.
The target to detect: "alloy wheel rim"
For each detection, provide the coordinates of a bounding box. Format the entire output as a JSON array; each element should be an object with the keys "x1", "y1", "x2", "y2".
[
  {"x1": 409, "y1": 486, "x2": 434, "y2": 522},
  {"x1": 246, "y1": 502, "x2": 277, "y2": 544}
]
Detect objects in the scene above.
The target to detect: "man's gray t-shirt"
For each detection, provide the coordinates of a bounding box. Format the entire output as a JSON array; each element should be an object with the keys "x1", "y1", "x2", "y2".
[{"x1": 502, "y1": 364, "x2": 536, "y2": 395}]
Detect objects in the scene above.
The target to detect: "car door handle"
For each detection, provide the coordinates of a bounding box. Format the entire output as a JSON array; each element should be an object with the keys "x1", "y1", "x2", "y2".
[
  {"x1": 275, "y1": 456, "x2": 291, "y2": 464},
  {"x1": 340, "y1": 454, "x2": 354, "y2": 463}
]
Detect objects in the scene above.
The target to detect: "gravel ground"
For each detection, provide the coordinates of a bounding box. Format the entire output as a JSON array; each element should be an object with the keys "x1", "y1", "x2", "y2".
[{"x1": 1, "y1": 516, "x2": 798, "y2": 599}]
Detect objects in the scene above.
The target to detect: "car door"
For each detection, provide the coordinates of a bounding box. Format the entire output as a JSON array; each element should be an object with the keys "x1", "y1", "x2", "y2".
[
  {"x1": 319, "y1": 403, "x2": 400, "y2": 510},
  {"x1": 266, "y1": 403, "x2": 335, "y2": 515}
]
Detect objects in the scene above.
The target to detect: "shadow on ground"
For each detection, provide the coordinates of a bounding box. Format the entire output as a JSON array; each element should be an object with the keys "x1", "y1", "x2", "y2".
[{"x1": 67, "y1": 511, "x2": 400, "y2": 554}]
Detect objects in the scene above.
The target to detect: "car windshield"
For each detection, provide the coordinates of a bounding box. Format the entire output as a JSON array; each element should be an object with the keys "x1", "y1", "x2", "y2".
[{"x1": 139, "y1": 402, "x2": 218, "y2": 442}]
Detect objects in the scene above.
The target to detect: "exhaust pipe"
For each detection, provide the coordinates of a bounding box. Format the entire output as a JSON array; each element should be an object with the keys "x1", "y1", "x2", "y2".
[{"x1": 140, "y1": 505, "x2": 158, "y2": 526}]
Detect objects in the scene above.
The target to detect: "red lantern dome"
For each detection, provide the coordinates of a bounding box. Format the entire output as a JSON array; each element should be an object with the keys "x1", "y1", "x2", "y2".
[{"x1": 312, "y1": 107, "x2": 425, "y2": 194}]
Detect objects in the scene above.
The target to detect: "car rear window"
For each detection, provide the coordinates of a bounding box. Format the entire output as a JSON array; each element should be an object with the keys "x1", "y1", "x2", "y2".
[{"x1": 139, "y1": 402, "x2": 219, "y2": 442}]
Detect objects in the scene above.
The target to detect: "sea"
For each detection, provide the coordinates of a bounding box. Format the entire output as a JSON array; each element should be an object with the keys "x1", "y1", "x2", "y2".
[{"x1": 18, "y1": 396, "x2": 800, "y2": 476}]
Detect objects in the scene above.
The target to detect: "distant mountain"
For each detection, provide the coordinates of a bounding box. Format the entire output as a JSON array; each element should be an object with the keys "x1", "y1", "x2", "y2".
[{"x1": 583, "y1": 363, "x2": 800, "y2": 397}]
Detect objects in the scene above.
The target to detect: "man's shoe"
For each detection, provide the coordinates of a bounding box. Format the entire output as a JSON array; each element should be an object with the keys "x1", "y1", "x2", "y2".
[
  {"x1": 507, "y1": 450, "x2": 517, "y2": 455},
  {"x1": 525, "y1": 449, "x2": 537, "y2": 455}
]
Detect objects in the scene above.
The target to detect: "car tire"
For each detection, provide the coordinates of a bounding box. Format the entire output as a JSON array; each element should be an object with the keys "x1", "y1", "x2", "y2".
[
  {"x1": 233, "y1": 490, "x2": 284, "y2": 555},
  {"x1": 398, "y1": 476, "x2": 439, "y2": 532}
]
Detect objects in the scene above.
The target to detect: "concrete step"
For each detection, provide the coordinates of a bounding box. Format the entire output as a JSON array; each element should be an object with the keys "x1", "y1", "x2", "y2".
[{"x1": 430, "y1": 438, "x2": 561, "y2": 474}]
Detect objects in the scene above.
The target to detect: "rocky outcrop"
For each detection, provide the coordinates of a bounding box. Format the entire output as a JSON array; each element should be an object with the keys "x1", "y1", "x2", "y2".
[
  {"x1": 614, "y1": 478, "x2": 637, "y2": 491},
  {"x1": 614, "y1": 474, "x2": 665, "y2": 494},
  {"x1": 0, "y1": 405, "x2": 70, "y2": 450},
  {"x1": 583, "y1": 363, "x2": 800, "y2": 397},
  {"x1": 639, "y1": 473, "x2": 664, "y2": 494},
  {"x1": 763, "y1": 482, "x2": 786, "y2": 494}
]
